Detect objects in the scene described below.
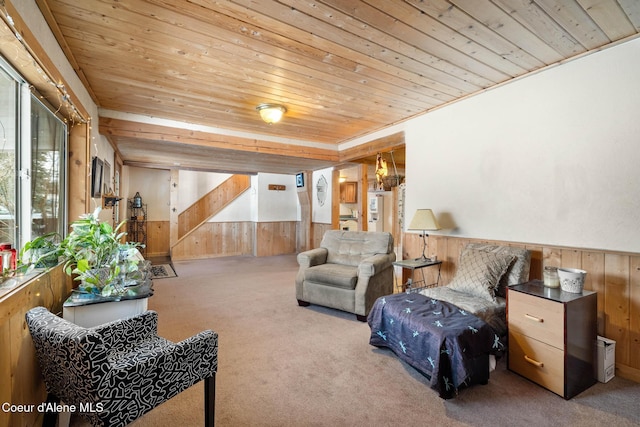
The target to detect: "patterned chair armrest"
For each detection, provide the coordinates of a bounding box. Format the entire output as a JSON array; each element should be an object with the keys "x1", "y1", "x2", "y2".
[
  {"x1": 92, "y1": 310, "x2": 159, "y2": 353},
  {"x1": 26, "y1": 307, "x2": 109, "y2": 405},
  {"x1": 171, "y1": 330, "x2": 219, "y2": 377},
  {"x1": 109, "y1": 329, "x2": 218, "y2": 374},
  {"x1": 102, "y1": 329, "x2": 219, "y2": 421}
]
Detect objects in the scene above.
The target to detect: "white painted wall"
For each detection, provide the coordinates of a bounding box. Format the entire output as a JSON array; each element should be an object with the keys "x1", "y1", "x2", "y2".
[
  {"x1": 204, "y1": 175, "x2": 255, "y2": 222},
  {"x1": 178, "y1": 171, "x2": 232, "y2": 210},
  {"x1": 126, "y1": 169, "x2": 298, "y2": 223},
  {"x1": 177, "y1": 170, "x2": 253, "y2": 222},
  {"x1": 312, "y1": 168, "x2": 334, "y2": 224},
  {"x1": 184, "y1": 172, "x2": 299, "y2": 222},
  {"x1": 255, "y1": 174, "x2": 299, "y2": 222},
  {"x1": 405, "y1": 37, "x2": 640, "y2": 253},
  {"x1": 126, "y1": 168, "x2": 170, "y2": 222}
]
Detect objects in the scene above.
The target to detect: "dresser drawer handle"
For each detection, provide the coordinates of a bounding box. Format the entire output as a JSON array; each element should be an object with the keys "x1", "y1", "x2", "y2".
[
  {"x1": 524, "y1": 355, "x2": 544, "y2": 368},
  {"x1": 524, "y1": 313, "x2": 543, "y2": 323}
]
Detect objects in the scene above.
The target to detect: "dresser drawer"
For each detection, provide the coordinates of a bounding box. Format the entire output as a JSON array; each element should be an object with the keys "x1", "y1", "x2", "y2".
[
  {"x1": 509, "y1": 330, "x2": 564, "y2": 396},
  {"x1": 509, "y1": 290, "x2": 564, "y2": 349}
]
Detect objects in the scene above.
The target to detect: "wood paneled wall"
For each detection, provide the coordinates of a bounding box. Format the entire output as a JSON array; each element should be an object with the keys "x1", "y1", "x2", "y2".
[
  {"x1": 0, "y1": 266, "x2": 74, "y2": 427},
  {"x1": 256, "y1": 222, "x2": 297, "y2": 257},
  {"x1": 171, "y1": 222, "x2": 254, "y2": 260},
  {"x1": 146, "y1": 220, "x2": 171, "y2": 258},
  {"x1": 402, "y1": 233, "x2": 640, "y2": 383},
  {"x1": 312, "y1": 223, "x2": 333, "y2": 249},
  {"x1": 169, "y1": 221, "x2": 299, "y2": 260}
]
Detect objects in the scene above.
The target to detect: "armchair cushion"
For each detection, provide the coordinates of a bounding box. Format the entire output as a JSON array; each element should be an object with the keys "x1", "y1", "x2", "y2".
[{"x1": 304, "y1": 263, "x2": 358, "y2": 289}]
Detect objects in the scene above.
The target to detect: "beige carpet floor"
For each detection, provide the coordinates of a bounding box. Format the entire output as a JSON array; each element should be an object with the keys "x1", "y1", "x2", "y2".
[{"x1": 71, "y1": 254, "x2": 640, "y2": 427}]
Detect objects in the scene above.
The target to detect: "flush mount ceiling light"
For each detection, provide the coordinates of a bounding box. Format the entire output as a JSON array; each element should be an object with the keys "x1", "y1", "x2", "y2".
[{"x1": 256, "y1": 103, "x2": 287, "y2": 124}]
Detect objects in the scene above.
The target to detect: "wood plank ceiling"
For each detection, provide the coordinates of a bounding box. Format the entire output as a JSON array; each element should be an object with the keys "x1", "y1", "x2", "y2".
[{"x1": 36, "y1": 0, "x2": 640, "y2": 174}]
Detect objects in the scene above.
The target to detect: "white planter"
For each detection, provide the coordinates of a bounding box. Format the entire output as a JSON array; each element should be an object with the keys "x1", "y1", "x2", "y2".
[{"x1": 558, "y1": 268, "x2": 587, "y2": 293}]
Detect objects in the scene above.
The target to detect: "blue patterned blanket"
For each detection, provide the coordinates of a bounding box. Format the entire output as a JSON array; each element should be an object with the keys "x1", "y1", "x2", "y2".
[{"x1": 368, "y1": 292, "x2": 505, "y2": 398}]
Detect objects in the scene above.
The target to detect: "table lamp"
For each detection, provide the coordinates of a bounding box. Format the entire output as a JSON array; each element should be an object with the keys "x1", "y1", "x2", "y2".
[{"x1": 408, "y1": 209, "x2": 440, "y2": 261}]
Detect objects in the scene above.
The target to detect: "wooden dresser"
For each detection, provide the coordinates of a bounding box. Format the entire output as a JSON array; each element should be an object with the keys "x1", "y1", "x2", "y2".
[{"x1": 507, "y1": 280, "x2": 597, "y2": 399}]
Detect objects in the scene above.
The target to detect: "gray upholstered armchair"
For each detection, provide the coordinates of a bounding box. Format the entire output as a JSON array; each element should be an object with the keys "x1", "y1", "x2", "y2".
[
  {"x1": 296, "y1": 230, "x2": 396, "y2": 321},
  {"x1": 25, "y1": 307, "x2": 217, "y2": 427}
]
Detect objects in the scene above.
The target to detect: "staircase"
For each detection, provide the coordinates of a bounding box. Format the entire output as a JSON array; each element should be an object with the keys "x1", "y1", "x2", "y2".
[{"x1": 177, "y1": 174, "x2": 251, "y2": 240}]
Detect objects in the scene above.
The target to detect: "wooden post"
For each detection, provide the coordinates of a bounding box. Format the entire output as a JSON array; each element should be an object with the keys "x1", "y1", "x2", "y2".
[
  {"x1": 360, "y1": 164, "x2": 368, "y2": 231},
  {"x1": 67, "y1": 122, "x2": 89, "y2": 225},
  {"x1": 296, "y1": 171, "x2": 313, "y2": 252},
  {"x1": 169, "y1": 169, "x2": 179, "y2": 256},
  {"x1": 331, "y1": 169, "x2": 340, "y2": 230}
]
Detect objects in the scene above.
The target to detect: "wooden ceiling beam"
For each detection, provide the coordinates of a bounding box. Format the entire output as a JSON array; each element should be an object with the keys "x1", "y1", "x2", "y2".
[
  {"x1": 340, "y1": 132, "x2": 405, "y2": 163},
  {"x1": 99, "y1": 117, "x2": 340, "y2": 162}
]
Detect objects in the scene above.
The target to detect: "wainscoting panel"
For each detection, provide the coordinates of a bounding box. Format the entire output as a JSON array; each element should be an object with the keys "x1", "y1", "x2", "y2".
[
  {"x1": 171, "y1": 221, "x2": 254, "y2": 260},
  {"x1": 630, "y1": 256, "x2": 640, "y2": 371},
  {"x1": 256, "y1": 222, "x2": 297, "y2": 257},
  {"x1": 312, "y1": 223, "x2": 333, "y2": 249},
  {"x1": 146, "y1": 220, "x2": 170, "y2": 257},
  {"x1": 402, "y1": 233, "x2": 640, "y2": 382},
  {"x1": 0, "y1": 265, "x2": 73, "y2": 427},
  {"x1": 170, "y1": 221, "x2": 299, "y2": 260}
]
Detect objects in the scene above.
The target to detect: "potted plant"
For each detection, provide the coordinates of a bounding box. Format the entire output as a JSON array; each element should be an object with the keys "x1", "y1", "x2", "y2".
[{"x1": 60, "y1": 207, "x2": 146, "y2": 297}]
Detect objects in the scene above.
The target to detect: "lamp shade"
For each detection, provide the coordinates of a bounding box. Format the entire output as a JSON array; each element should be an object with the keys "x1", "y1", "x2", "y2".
[
  {"x1": 256, "y1": 103, "x2": 286, "y2": 124},
  {"x1": 408, "y1": 209, "x2": 440, "y2": 231}
]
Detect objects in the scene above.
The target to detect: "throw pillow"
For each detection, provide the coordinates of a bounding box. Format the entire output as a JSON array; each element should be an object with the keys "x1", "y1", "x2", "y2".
[
  {"x1": 462, "y1": 244, "x2": 531, "y2": 298},
  {"x1": 447, "y1": 249, "x2": 515, "y2": 302}
]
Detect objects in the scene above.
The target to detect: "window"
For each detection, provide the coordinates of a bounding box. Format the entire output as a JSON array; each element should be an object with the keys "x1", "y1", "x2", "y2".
[
  {"x1": 0, "y1": 61, "x2": 18, "y2": 246},
  {"x1": 0, "y1": 56, "x2": 67, "y2": 252},
  {"x1": 31, "y1": 96, "x2": 66, "y2": 239}
]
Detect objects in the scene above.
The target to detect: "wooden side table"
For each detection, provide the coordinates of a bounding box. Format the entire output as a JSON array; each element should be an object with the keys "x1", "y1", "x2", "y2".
[
  {"x1": 507, "y1": 280, "x2": 597, "y2": 399},
  {"x1": 392, "y1": 258, "x2": 442, "y2": 293}
]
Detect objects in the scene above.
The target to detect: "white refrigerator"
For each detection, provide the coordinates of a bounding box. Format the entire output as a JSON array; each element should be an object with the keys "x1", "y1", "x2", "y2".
[{"x1": 368, "y1": 192, "x2": 393, "y2": 232}]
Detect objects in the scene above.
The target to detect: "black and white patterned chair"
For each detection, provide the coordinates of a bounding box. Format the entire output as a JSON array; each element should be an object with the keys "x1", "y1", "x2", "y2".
[{"x1": 26, "y1": 306, "x2": 218, "y2": 427}]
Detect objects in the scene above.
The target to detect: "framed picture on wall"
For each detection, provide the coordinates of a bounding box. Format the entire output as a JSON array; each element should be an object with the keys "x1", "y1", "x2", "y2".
[{"x1": 91, "y1": 157, "x2": 103, "y2": 198}]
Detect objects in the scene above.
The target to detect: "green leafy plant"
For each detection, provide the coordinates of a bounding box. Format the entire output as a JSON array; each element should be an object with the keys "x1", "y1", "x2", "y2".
[
  {"x1": 60, "y1": 207, "x2": 144, "y2": 296},
  {"x1": 19, "y1": 231, "x2": 62, "y2": 269}
]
